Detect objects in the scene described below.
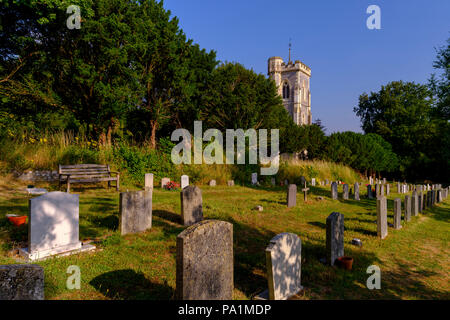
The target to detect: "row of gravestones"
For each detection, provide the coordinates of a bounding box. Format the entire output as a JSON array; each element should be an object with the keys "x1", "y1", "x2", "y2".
[{"x1": 145, "y1": 173, "x2": 234, "y2": 189}]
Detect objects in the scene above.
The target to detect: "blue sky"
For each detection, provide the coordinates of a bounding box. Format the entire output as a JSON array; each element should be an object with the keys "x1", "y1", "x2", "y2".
[{"x1": 163, "y1": 0, "x2": 450, "y2": 134}]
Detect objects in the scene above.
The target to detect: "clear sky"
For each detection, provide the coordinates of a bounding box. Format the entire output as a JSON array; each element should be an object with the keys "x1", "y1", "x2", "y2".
[{"x1": 162, "y1": 0, "x2": 450, "y2": 134}]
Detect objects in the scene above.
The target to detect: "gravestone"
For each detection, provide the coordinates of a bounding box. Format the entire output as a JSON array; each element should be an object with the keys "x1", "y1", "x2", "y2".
[
  {"x1": 354, "y1": 182, "x2": 360, "y2": 200},
  {"x1": 227, "y1": 180, "x2": 234, "y2": 186},
  {"x1": 367, "y1": 185, "x2": 373, "y2": 199},
  {"x1": 161, "y1": 177, "x2": 170, "y2": 189},
  {"x1": 437, "y1": 190, "x2": 442, "y2": 203},
  {"x1": 342, "y1": 184, "x2": 349, "y2": 200},
  {"x1": 380, "y1": 184, "x2": 385, "y2": 197},
  {"x1": 181, "y1": 186, "x2": 203, "y2": 226},
  {"x1": 301, "y1": 182, "x2": 309, "y2": 202},
  {"x1": 397, "y1": 183, "x2": 401, "y2": 194},
  {"x1": 411, "y1": 192, "x2": 419, "y2": 216},
  {"x1": 386, "y1": 184, "x2": 390, "y2": 195},
  {"x1": 326, "y1": 212, "x2": 344, "y2": 266},
  {"x1": 369, "y1": 177, "x2": 373, "y2": 185},
  {"x1": 404, "y1": 195, "x2": 411, "y2": 222},
  {"x1": 377, "y1": 196, "x2": 388, "y2": 239},
  {"x1": 271, "y1": 178, "x2": 276, "y2": 186},
  {"x1": 287, "y1": 184, "x2": 297, "y2": 207},
  {"x1": 19, "y1": 192, "x2": 94, "y2": 261},
  {"x1": 383, "y1": 178, "x2": 386, "y2": 184},
  {"x1": 311, "y1": 178, "x2": 316, "y2": 186},
  {"x1": 209, "y1": 180, "x2": 216, "y2": 187},
  {"x1": 325, "y1": 179, "x2": 329, "y2": 185},
  {"x1": 418, "y1": 192, "x2": 423, "y2": 213},
  {"x1": 299, "y1": 176, "x2": 306, "y2": 186},
  {"x1": 331, "y1": 182, "x2": 338, "y2": 200},
  {"x1": 251, "y1": 173, "x2": 258, "y2": 185},
  {"x1": 264, "y1": 233, "x2": 303, "y2": 300},
  {"x1": 432, "y1": 190, "x2": 436, "y2": 206},
  {"x1": 393, "y1": 198, "x2": 402, "y2": 229},
  {"x1": 120, "y1": 190, "x2": 152, "y2": 235},
  {"x1": 176, "y1": 220, "x2": 233, "y2": 300},
  {"x1": 375, "y1": 184, "x2": 380, "y2": 198},
  {"x1": 181, "y1": 175, "x2": 189, "y2": 189},
  {"x1": 0, "y1": 264, "x2": 44, "y2": 300},
  {"x1": 144, "y1": 173, "x2": 153, "y2": 191}
]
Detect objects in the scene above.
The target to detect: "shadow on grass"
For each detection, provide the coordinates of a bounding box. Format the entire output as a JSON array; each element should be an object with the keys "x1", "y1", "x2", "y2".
[
  {"x1": 153, "y1": 209, "x2": 182, "y2": 224},
  {"x1": 90, "y1": 269, "x2": 173, "y2": 300}
]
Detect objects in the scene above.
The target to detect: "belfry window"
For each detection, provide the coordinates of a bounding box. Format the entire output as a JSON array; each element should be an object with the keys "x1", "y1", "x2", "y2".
[{"x1": 282, "y1": 82, "x2": 290, "y2": 99}]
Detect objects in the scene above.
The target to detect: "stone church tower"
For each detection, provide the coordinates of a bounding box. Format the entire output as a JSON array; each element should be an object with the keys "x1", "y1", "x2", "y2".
[{"x1": 268, "y1": 55, "x2": 312, "y2": 125}]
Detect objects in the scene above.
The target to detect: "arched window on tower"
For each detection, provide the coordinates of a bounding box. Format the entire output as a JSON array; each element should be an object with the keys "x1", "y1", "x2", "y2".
[{"x1": 282, "y1": 82, "x2": 290, "y2": 99}]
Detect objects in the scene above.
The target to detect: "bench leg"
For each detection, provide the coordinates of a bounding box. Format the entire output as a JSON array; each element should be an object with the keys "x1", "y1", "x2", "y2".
[
  {"x1": 116, "y1": 176, "x2": 120, "y2": 191},
  {"x1": 67, "y1": 181, "x2": 70, "y2": 193}
]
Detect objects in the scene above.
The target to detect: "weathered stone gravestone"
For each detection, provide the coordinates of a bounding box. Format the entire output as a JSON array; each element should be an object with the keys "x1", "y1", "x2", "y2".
[
  {"x1": 380, "y1": 184, "x2": 385, "y2": 197},
  {"x1": 287, "y1": 184, "x2": 297, "y2": 207},
  {"x1": 377, "y1": 196, "x2": 388, "y2": 239},
  {"x1": 311, "y1": 178, "x2": 316, "y2": 186},
  {"x1": 331, "y1": 182, "x2": 338, "y2": 200},
  {"x1": 181, "y1": 175, "x2": 189, "y2": 189},
  {"x1": 369, "y1": 176, "x2": 374, "y2": 185},
  {"x1": 144, "y1": 173, "x2": 153, "y2": 191},
  {"x1": 342, "y1": 184, "x2": 349, "y2": 200},
  {"x1": 180, "y1": 185, "x2": 203, "y2": 226},
  {"x1": 326, "y1": 212, "x2": 344, "y2": 266},
  {"x1": 227, "y1": 180, "x2": 234, "y2": 186},
  {"x1": 251, "y1": 173, "x2": 258, "y2": 185},
  {"x1": 0, "y1": 264, "x2": 44, "y2": 300},
  {"x1": 301, "y1": 182, "x2": 309, "y2": 202},
  {"x1": 19, "y1": 192, "x2": 94, "y2": 261},
  {"x1": 397, "y1": 182, "x2": 401, "y2": 194},
  {"x1": 161, "y1": 177, "x2": 170, "y2": 188},
  {"x1": 263, "y1": 233, "x2": 303, "y2": 300},
  {"x1": 437, "y1": 190, "x2": 442, "y2": 203},
  {"x1": 411, "y1": 192, "x2": 419, "y2": 216},
  {"x1": 354, "y1": 182, "x2": 360, "y2": 200},
  {"x1": 367, "y1": 185, "x2": 373, "y2": 199},
  {"x1": 120, "y1": 190, "x2": 152, "y2": 235},
  {"x1": 393, "y1": 198, "x2": 402, "y2": 229},
  {"x1": 209, "y1": 180, "x2": 216, "y2": 187},
  {"x1": 176, "y1": 220, "x2": 233, "y2": 300},
  {"x1": 375, "y1": 184, "x2": 380, "y2": 198},
  {"x1": 386, "y1": 184, "x2": 390, "y2": 195},
  {"x1": 383, "y1": 178, "x2": 386, "y2": 184},
  {"x1": 404, "y1": 195, "x2": 411, "y2": 222},
  {"x1": 418, "y1": 192, "x2": 423, "y2": 213}
]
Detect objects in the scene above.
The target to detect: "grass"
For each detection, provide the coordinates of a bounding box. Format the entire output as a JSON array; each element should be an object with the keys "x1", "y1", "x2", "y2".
[{"x1": 0, "y1": 175, "x2": 448, "y2": 300}]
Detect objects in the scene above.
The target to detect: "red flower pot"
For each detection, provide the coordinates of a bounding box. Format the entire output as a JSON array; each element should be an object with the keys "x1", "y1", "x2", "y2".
[
  {"x1": 336, "y1": 256, "x2": 354, "y2": 270},
  {"x1": 8, "y1": 216, "x2": 27, "y2": 227}
]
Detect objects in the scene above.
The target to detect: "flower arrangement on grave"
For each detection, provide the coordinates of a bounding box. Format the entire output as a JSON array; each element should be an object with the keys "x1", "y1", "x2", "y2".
[{"x1": 164, "y1": 181, "x2": 180, "y2": 191}]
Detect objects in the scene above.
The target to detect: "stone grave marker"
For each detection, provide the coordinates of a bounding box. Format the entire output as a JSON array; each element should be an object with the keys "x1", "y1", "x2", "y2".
[
  {"x1": 161, "y1": 177, "x2": 170, "y2": 189},
  {"x1": 418, "y1": 192, "x2": 423, "y2": 213},
  {"x1": 326, "y1": 212, "x2": 344, "y2": 266},
  {"x1": 342, "y1": 184, "x2": 349, "y2": 200},
  {"x1": 19, "y1": 191, "x2": 94, "y2": 261},
  {"x1": 354, "y1": 182, "x2": 360, "y2": 200},
  {"x1": 404, "y1": 195, "x2": 411, "y2": 222},
  {"x1": 271, "y1": 178, "x2": 276, "y2": 186},
  {"x1": 411, "y1": 192, "x2": 419, "y2": 216},
  {"x1": 386, "y1": 184, "x2": 390, "y2": 195},
  {"x1": 0, "y1": 264, "x2": 44, "y2": 300},
  {"x1": 120, "y1": 190, "x2": 152, "y2": 235},
  {"x1": 393, "y1": 198, "x2": 402, "y2": 229},
  {"x1": 144, "y1": 173, "x2": 153, "y2": 191},
  {"x1": 287, "y1": 184, "x2": 297, "y2": 207},
  {"x1": 176, "y1": 220, "x2": 233, "y2": 300},
  {"x1": 262, "y1": 233, "x2": 303, "y2": 300},
  {"x1": 181, "y1": 175, "x2": 189, "y2": 189},
  {"x1": 331, "y1": 182, "x2": 338, "y2": 200},
  {"x1": 227, "y1": 180, "x2": 234, "y2": 186},
  {"x1": 301, "y1": 182, "x2": 309, "y2": 202},
  {"x1": 311, "y1": 178, "x2": 316, "y2": 186},
  {"x1": 367, "y1": 185, "x2": 373, "y2": 199},
  {"x1": 181, "y1": 186, "x2": 203, "y2": 226},
  {"x1": 251, "y1": 173, "x2": 258, "y2": 185},
  {"x1": 377, "y1": 196, "x2": 388, "y2": 239},
  {"x1": 209, "y1": 180, "x2": 216, "y2": 187}
]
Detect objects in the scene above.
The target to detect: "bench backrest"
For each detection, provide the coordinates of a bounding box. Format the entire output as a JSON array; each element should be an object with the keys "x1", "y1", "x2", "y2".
[{"x1": 59, "y1": 164, "x2": 111, "y2": 177}]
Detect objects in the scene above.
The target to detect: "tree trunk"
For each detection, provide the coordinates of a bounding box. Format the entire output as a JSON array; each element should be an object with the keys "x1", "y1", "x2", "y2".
[{"x1": 149, "y1": 120, "x2": 158, "y2": 149}]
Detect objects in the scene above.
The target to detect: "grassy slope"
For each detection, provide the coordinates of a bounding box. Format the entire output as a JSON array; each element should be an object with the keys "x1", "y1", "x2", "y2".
[{"x1": 0, "y1": 176, "x2": 448, "y2": 300}]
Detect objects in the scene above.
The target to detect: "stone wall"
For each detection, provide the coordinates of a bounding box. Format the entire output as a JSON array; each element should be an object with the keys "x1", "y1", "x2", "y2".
[{"x1": 14, "y1": 170, "x2": 59, "y2": 182}]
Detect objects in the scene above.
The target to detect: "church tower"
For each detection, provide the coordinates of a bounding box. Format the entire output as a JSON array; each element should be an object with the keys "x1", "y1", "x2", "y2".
[{"x1": 268, "y1": 54, "x2": 311, "y2": 125}]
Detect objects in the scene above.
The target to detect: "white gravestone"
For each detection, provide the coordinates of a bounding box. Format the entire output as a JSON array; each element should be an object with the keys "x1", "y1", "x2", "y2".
[
  {"x1": 144, "y1": 173, "x2": 153, "y2": 191},
  {"x1": 311, "y1": 178, "x2": 316, "y2": 186},
  {"x1": 262, "y1": 233, "x2": 303, "y2": 300},
  {"x1": 251, "y1": 173, "x2": 258, "y2": 185},
  {"x1": 181, "y1": 175, "x2": 189, "y2": 189},
  {"x1": 20, "y1": 192, "x2": 94, "y2": 261}
]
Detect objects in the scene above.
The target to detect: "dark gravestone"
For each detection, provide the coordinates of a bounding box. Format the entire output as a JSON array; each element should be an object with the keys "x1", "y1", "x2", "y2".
[
  {"x1": 404, "y1": 195, "x2": 411, "y2": 222},
  {"x1": 432, "y1": 190, "x2": 436, "y2": 205},
  {"x1": 418, "y1": 192, "x2": 423, "y2": 213},
  {"x1": 342, "y1": 184, "x2": 349, "y2": 200},
  {"x1": 119, "y1": 190, "x2": 152, "y2": 235},
  {"x1": 176, "y1": 220, "x2": 233, "y2": 300},
  {"x1": 377, "y1": 196, "x2": 388, "y2": 239},
  {"x1": 181, "y1": 185, "x2": 203, "y2": 226},
  {"x1": 299, "y1": 176, "x2": 306, "y2": 186},
  {"x1": 326, "y1": 212, "x2": 344, "y2": 266},
  {"x1": 367, "y1": 185, "x2": 373, "y2": 199},
  {"x1": 331, "y1": 182, "x2": 338, "y2": 200},
  {"x1": 354, "y1": 182, "x2": 360, "y2": 200},
  {"x1": 0, "y1": 264, "x2": 44, "y2": 300},
  {"x1": 375, "y1": 184, "x2": 380, "y2": 198},
  {"x1": 287, "y1": 184, "x2": 297, "y2": 207},
  {"x1": 411, "y1": 192, "x2": 419, "y2": 216},
  {"x1": 393, "y1": 198, "x2": 402, "y2": 229}
]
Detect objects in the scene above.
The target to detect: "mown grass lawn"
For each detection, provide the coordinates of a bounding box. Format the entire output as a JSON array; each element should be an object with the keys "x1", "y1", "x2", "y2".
[{"x1": 0, "y1": 177, "x2": 448, "y2": 300}]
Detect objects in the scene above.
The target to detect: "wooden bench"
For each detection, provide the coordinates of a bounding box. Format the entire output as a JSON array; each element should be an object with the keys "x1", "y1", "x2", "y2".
[{"x1": 58, "y1": 164, "x2": 119, "y2": 192}]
